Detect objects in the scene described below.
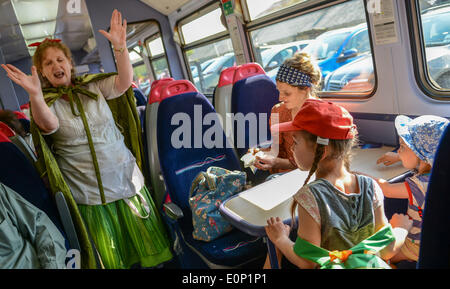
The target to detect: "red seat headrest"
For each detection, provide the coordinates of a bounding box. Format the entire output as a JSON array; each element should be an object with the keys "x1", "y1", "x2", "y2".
[
  {"x1": 233, "y1": 63, "x2": 265, "y2": 83},
  {"x1": 160, "y1": 80, "x2": 198, "y2": 102},
  {"x1": 13, "y1": 111, "x2": 28, "y2": 120},
  {"x1": 149, "y1": 78, "x2": 175, "y2": 104},
  {"x1": 0, "y1": 122, "x2": 14, "y2": 140},
  {"x1": 0, "y1": 131, "x2": 11, "y2": 143},
  {"x1": 218, "y1": 66, "x2": 239, "y2": 88},
  {"x1": 20, "y1": 103, "x2": 30, "y2": 110}
]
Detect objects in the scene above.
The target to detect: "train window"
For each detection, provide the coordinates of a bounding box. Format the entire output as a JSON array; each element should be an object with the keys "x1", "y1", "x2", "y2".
[
  {"x1": 185, "y1": 39, "x2": 235, "y2": 95},
  {"x1": 146, "y1": 35, "x2": 171, "y2": 80},
  {"x1": 147, "y1": 36, "x2": 165, "y2": 57},
  {"x1": 124, "y1": 21, "x2": 171, "y2": 95},
  {"x1": 245, "y1": 0, "x2": 309, "y2": 20},
  {"x1": 180, "y1": 7, "x2": 227, "y2": 45},
  {"x1": 416, "y1": 1, "x2": 450, "y2": 93},
  {"x1": 246, "y1": 0, "x2": 376, "y2": 98},
  {"x1": 178, "y1": 3, "x2": 235, "y2": 95},
  {"x1": 129, "y1": 45, "x2": 152, "y2": 93}
]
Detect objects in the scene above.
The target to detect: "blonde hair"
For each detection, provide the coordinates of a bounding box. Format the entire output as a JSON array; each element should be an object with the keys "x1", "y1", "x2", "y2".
[
  {"x1": 282, "y1": 52, "x2": 322, "y2": 94},
  {"x1": 32, "y1": 40, "x2": 76, "y2": 87},
  {"x1": 290, "y1": 130, "x2": 357, "y2": 227}
]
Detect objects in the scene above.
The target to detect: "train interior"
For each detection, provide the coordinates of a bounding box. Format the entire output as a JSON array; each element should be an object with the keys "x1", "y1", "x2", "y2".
[{"x1": 0, "y1": 0, "x2": 449, "y2": 270}]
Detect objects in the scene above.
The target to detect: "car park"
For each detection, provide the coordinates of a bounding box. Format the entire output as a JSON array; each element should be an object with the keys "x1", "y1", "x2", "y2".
[{"x1": 324, "y1": 6, "x2": 450, "y2": 92}]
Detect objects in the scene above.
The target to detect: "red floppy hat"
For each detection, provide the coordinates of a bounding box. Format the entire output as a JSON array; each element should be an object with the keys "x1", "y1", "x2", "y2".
[{"x1": 271, "y1": 99, "x2": 357, "y2": 140}]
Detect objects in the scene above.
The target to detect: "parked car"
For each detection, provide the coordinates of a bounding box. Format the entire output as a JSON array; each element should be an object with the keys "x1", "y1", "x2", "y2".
[
  {"x1": 193, "y1": 52, "x2": 236, "y2": 94},
  {"x1": 302, "y1": 23, "x2": 370, "y2": 81},
  {"x1": 190, "y1": 57, "x2": 217, "y2": 78},
  {"x1": 260, "y1": 40, "x2": 311, "y2": 77},
  {"x1": 324, "y1": 6, "x2": 450, "y2": 91},
  {"x1": 323, "y1": 54, "x2": 374, "y2": 91},
  {"x1": 422, "y1": 5, "x2": 450, "y2": 88}
]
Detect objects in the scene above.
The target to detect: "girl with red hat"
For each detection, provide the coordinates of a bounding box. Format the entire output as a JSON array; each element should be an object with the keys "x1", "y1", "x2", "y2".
[{"x1": 264, "y1": 99, "x2": 413, "y2": 269}]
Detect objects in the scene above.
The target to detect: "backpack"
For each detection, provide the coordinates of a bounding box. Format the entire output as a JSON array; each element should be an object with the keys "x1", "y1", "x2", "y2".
[
  {"x1": 189, "y1": 167, "x2": 246, "y2": 242},
  {"x1": 293, "y1": 225, "x2": 396, "y2": 269}
]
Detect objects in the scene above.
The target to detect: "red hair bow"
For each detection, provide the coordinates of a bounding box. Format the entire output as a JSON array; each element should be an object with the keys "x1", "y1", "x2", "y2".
[{"x1": 28, "y1": 38, "x2": 61, "y2": 47}]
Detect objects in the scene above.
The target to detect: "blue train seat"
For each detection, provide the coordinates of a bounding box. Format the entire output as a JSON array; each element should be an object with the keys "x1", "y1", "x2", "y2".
[
  {"x1": 133, "y1": 87, "x2": 148, "y2": 107},
  {"x1": 13, "y1": 110, "x2": 30, "y2": 134},
  {"x1": 157, "y1": 80, "x2": 266, "y2": 268},
  {"x1": 144, "y1": 77, "x2": 174, "y2": 209},
  {"x1": 213, "y1": 66, "x2": 238, "y2": 123},
  {"x1": 0, "y1": 121, "x2": 37, "y2": 166},
  {"x1": 0, "y1": 130, "x2": 79, "y2": 252},
  {"x1": 213, "y1": 66, "x2": 239, "y2": 158},
  {"x1": 418, "y1": 124, "x2": 450, "y2": 268},
  {"x1": 231, "y1": 63, "x2": 279, "y2": 157},
  {"x1": 133, "y1": 87, "x2": 148, "y2": 129}
]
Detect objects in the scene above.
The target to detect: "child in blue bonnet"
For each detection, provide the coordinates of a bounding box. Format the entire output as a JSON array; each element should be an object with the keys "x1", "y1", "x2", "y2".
[{"x1": 376, "y1": 115, "x2": 449, "y2": 262}]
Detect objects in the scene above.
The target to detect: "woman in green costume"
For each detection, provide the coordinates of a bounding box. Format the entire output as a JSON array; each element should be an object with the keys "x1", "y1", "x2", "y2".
[{"x1": 1, "y1": 9, "x2": 172, "y2": 269}]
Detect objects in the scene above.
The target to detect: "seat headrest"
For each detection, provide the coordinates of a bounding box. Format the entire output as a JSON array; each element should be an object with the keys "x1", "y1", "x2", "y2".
[
  {"x1": 0, "y1": 130, "x2": 11, "y2": 143},
  {"x1": 234, "y1": 63, "x2": 266, "y2": 83},
  {"x1": 149, "y1": 78, "x2": 175, "y2": 104},
  {"x1": 13, "y1": 111, "x2": 28, "y2": 120},
  {"x1": 160, "y1": 80, "x2": 198, "y2": 102},
  {"x1": 0, "y1": 121, "x2": 15, "y2": 138},
  {"x1": 218, "y1": 66, "x2": 239, "y2": 87},
  {"x1": 20, "y1": 103, "x2": 30, "y2": 110}
]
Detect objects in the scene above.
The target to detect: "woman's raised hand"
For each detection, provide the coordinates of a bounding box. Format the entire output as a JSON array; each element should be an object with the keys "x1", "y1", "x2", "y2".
[
  {"x1": 99, "y1": 9, "x2": 127, "y2": 48},
  {"x1": 1, "y1": 64, "x2": 42, "y2": 97}
]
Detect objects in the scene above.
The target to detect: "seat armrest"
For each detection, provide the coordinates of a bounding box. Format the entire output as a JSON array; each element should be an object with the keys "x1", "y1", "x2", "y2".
[
  {"x1": 163, "y1": 202, "x2": 184, "y2": 220},
  {"x1": 388, "y1": 170, "x2": 414, "y2": 184},
  {"x1": 55, "y1": 191, "x2": 81, "y2": 251}
]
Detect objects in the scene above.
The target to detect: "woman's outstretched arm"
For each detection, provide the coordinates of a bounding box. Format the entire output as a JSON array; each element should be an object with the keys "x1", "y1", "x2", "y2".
[
  {"x1": 1, "y1": 64, "x2": 58, "y2": 133},
  {"x1": 99, "y1": 9, "x2": 133, "y2": 94}
]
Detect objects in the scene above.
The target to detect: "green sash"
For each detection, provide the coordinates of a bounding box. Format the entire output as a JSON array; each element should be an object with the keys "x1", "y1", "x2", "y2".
[
  {"x1": 293, "y1": 225, "x2": 395, "y2": 269},
  {"x1": 30, "y1": 73, "x2": 145, "y2": 269}
]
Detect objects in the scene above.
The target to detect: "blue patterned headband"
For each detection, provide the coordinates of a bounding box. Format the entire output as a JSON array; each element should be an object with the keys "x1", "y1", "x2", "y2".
[{"x1": 276, "y1": 64, "x2": 312, "y2": 87}]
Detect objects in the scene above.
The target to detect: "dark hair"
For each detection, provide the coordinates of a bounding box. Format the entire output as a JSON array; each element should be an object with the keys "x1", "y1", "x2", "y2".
[
  {"x1": 290, "y1": 130, "x2": 357, "y2": 227},
  {"x1": 0, "y1": 110, "x2": 27, "y2": 137}
]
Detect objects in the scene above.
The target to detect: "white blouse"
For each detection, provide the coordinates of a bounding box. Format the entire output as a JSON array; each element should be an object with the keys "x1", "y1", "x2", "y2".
[{"x1": 45, "y1": 75, "x2": 145, "y2": 205}]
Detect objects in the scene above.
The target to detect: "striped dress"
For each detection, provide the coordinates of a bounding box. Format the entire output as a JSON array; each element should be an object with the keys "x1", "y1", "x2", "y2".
[{"x1": 403, "y1": 173, "x2": 430, "y2": 261}]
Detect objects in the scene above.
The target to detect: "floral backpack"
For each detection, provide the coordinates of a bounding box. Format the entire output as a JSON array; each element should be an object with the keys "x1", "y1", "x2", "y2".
[{"x1": 188, "y1": 167, "x2": 246, "y2": 242}]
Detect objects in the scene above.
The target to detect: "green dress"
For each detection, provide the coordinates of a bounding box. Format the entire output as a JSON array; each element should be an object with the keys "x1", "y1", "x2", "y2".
[{"x1": 31, "y1": 73, "x2": 172, "y2": 269}]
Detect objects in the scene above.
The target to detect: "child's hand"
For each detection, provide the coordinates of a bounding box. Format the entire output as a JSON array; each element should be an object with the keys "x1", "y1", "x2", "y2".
[
  {"x1": 377, "y1": 152, "x2": 400, "y2": 166},
  {"x1": 389, "y1": 213, "x2": 413, "y2": 231},
  {"x1": 265, "y1": 217, "x2": 290, "y2": 245},
  {"x1": 254, "y1": 154, "x2": 277, "y2": 170}
]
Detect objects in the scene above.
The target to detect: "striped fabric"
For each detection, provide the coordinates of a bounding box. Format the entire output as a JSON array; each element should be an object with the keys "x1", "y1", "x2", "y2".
[
  {"x1": 78, "y1": 186, "x2": 172, "y2": 269},
  {"x1": 405, "y1": 173, "x2": 430, "y2": 242}
]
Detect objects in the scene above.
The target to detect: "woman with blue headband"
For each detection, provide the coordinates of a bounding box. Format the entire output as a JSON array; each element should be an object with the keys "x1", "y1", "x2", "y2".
[{"x1": 254, "y1": 52, "x2": 322, "y2": 175}]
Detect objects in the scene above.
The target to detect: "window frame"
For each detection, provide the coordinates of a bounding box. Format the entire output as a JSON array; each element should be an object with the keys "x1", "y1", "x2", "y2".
[
  {"x1": 128, "y1": 44, "x2": 152, "y2": 86},
  {"x1": 176, "y1": 2, "x2": 233, "y2": 94},
  {"x1": 144, "y1": 32, "x2": 172, "y2": 80},
  {"x1": 243, "y1": 0, "x2": 378, "y2": 100},
  {"x1": 177, "y1": 2, "x2": 229, "y2": 48},
  {"x1": 406, "y1": 0, "x2": 450, "y2": 101}
]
